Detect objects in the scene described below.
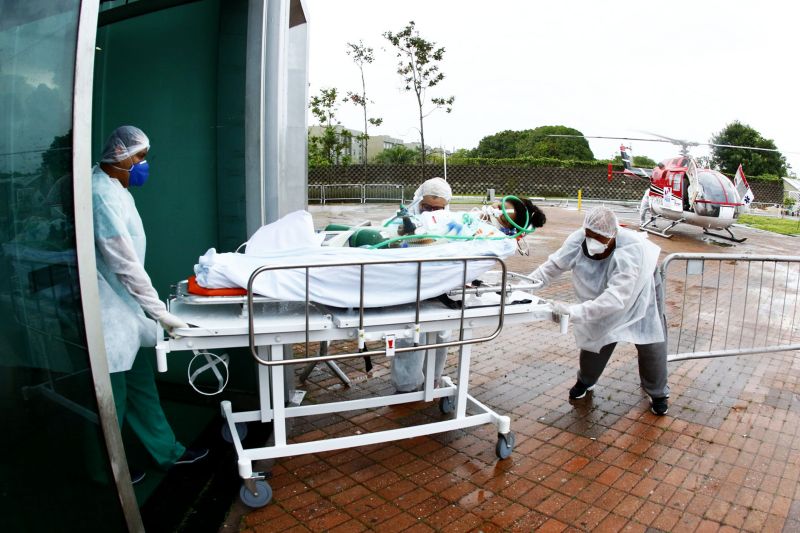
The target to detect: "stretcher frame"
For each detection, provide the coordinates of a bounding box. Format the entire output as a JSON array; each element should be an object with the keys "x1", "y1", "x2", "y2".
[{"x1": 156, "y1": 256, "x2": 552, "y2": 507}]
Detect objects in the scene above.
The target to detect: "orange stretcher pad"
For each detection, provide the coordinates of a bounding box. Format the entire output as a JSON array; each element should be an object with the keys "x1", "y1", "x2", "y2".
[{"x1": 187, "y1": 275, "x2": 247, "y2": 296}]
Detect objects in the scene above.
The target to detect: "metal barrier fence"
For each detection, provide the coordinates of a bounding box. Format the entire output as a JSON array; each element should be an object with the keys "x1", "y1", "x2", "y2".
[
  {"x1": 322, "y1": 184, "x2": 364, "y2": 204},
  {"x1": 308, "y1": 184, "x2": 323, "y2": 204},
  {"x1": 661, "y1": 253, "x2": 800, "y2": 362},
  {"x1": 364, "y1": 183, "x2": 404, "y2": 203}
]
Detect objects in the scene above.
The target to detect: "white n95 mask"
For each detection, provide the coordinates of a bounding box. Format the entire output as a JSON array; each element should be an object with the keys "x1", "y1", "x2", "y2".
[{"x1": 585, "y1": 237, "x2": 608, "y2": 256}]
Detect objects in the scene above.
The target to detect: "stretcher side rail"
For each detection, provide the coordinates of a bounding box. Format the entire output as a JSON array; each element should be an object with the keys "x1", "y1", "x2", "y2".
[{"x1": 245, "y1": 256, "x2": 508, "y2": 367}]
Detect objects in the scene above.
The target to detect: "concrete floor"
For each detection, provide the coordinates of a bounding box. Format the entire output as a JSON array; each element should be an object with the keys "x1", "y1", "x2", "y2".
[{"x1": 227, "y1": 202, "x2": 800, "y2": 532}]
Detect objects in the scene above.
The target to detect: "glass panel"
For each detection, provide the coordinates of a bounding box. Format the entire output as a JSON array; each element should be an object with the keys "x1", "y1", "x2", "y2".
[
  {"x1": 695, "y1": 171, "x2": 739, "y2": 217},
  {"x1": 0, "y1": 1, "x2": 126, "y2": 529}
]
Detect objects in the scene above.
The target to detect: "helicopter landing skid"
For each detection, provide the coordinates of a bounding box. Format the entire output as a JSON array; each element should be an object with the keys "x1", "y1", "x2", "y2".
[
  {"x1": 702, "y1": 227, "x2": 746, "y2": 243},
  {"x1": 639, "y1": 217, "x2": 684, "y2": 239}
]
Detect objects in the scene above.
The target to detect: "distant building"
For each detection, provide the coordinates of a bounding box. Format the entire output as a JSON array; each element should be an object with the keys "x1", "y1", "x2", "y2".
[
  {"x1": 308, "y1": 125, "x2": 364, "y2": 163},
  {"x1": 366, "y1": 135, "x2": 404, "y2": 161},
  {"x1": 782, "y1": 177, "x2": 800, "y2": 213},
  {"x1": 404, "y1": 142, "x2": 449, "y2": 157},
  {"x1": 308, "y1": 127, "x2": 448, "y2": 163}
]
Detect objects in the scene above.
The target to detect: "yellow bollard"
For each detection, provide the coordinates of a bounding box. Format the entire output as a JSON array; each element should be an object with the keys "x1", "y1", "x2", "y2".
[{"x1": 577, "y1": 189, "x2": 582, "y2": 211}]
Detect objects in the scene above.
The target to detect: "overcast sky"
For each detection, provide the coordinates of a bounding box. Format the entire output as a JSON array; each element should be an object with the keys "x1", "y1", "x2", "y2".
[{"x1": 306, "y1": 0, "x2": 800, "y2": 174}]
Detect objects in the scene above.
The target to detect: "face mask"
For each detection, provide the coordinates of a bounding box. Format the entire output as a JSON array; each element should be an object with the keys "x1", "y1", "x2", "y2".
[
  {"x1": 585, "y1": 237, "x2": 608, "y2": 256},
  {"x1": 128, "y1": 160, "x2": 149, "y2": 187}
]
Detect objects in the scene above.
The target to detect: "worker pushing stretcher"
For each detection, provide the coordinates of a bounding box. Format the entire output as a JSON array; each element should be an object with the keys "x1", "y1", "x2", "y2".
[{"x1": 155, "y1": 196, "x2": 556, "y2": 508}]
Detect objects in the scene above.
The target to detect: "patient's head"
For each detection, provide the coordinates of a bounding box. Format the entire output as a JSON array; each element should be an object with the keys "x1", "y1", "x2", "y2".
[{"x1": 489, "y1": 196, "x2": 546, "y2": 234}]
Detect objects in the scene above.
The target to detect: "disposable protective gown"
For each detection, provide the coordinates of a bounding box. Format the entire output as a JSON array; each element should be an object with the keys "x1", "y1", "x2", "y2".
[
  {"x1": 92, "y1": 165, "x2": 166, "y2": 372},
  {"x1": 532, "y1": 228, "x2": 663, "y2": 352}
]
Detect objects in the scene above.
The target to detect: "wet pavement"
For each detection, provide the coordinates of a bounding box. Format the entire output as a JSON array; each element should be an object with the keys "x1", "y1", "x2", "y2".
[{"x1": 225, "y1": 202, "x2": 800, "y2": 532}]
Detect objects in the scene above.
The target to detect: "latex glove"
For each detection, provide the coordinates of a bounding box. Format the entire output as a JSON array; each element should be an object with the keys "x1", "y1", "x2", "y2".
[
  {"x1": 159, "y1": 312, "x2": 189, "y2": 337},
  {"x1": 551, "y1": 301, "x2": 571, "y2": 323}
]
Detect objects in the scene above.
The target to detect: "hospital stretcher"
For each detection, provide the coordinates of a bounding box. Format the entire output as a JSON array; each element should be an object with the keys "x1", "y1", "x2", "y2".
[{"x1": 155, "y1": 256, "x2": 558, "y2": 508}]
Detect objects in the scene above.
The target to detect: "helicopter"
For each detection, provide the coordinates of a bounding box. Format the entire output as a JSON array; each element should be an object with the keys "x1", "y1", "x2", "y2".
[{"x1": 551, "y1": 133, "x2": 778, "y2": 242}]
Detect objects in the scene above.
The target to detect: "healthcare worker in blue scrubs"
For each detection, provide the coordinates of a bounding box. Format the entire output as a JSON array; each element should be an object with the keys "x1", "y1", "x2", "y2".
[
  {"x1": 93, "y1": 126, "x2": 207, "y2": 483},
  {"x1": 531, "y1": 207, "x2": 670, "y2": 415}
]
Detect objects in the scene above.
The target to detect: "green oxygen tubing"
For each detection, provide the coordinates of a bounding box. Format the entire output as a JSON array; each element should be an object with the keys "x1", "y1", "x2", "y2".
[
  {"x1": 369, "y1": 195, "x2": 536, "y2": 250},
  {"x1": 368, "y1": 232, "x2": 511, "y2": 250},
  {"x1": 500, "y1": 195, "x2": 535, "y2": 234}
]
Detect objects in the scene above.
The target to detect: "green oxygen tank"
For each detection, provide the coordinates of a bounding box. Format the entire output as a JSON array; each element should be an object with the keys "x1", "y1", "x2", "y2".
[{"x1": 349, "y1": 228, "x2": 387, "y2": 248}]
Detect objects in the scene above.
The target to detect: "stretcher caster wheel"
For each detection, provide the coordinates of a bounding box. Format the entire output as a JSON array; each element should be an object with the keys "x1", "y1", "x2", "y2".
[
  {"x1": 439, "y1": 396, "x2": 455, "y2": 414},
  {"x1": 495, "y1": 431, "x2": 515, "y2": 460},
  {"x1": 222, "y1": 422, "x2": 248, "y2": 443},
  {"x1": 239, "y1": 480, "x2": 272, "y2": 508}
]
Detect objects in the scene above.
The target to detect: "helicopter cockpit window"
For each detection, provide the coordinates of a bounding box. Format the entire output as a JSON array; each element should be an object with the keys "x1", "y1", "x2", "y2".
[
  {"x1": 672, "y1": 173, "x2": 682, "y2": 192},
  {"x1": 693, "y1": 171, "x2": 738, "y2": 217}
]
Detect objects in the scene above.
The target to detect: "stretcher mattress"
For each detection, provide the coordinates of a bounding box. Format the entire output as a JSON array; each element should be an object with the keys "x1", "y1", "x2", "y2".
[{"x1": 194, "y1": 239, "x2": 516, "y2": 308}]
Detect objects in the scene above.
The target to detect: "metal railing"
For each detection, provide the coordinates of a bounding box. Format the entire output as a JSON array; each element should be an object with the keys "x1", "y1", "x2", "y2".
[
  {"x1": 321, "y1": 184, "x2": 364, "y2": 204},
  {"x1": 246, "y1": 256, "x2": 508, "y2": 366},
  {"x1": 308, "y1": 184, "x2": 323, "y2": 204},
  {"x1": 661, "y1": 253, "x2": 800, "y2": 362},
  {"x1": 312, "y1": 183, "x2": 405, "y2": 204},
  {"x1": 364, "y1": 183, "x2": 404, "y2": 203}
]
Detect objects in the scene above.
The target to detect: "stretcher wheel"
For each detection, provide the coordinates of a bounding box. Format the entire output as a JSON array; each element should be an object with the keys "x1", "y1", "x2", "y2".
[
  {"x1": 222, "y1": 422, "x2": 248, "y2": 444},
  {"x1": 438, "y1": 396, "x2": 455, "y2": 414},
  {"x1": 495, "y1": 431, "x2": 515, "y2": 460},
  {"x1": 239, "y1": 480, "x2": 272, "y2": 508}
]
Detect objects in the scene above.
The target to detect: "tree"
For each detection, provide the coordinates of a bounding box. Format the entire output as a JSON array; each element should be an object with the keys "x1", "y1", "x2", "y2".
[
  {"x1": 710, "y1": 121, "x2": 787, "y2": 176},
  {"x1": 472, "y1": 130, "x2": 527, "y2": 159},
  {"x1": 345, "y1": 41, "x2": 383, "y2": 176},
  {"x1": 373, "y1": 145, "x2": 420, "y2": 165},
  {"x1": 517, "y1": 126, "x2": 594, "y2": 160},
  {"x1": 383, "y1": 21, "x2": 454, "y2": 177},
  {"x1": 472, "y1": 126, "x2": 594, "y2": 160},
  {"x1": 308, "y1": 87, "x2": 352, "y2": 169},
  {"x1": 447, "y1": 148, "x2": 474, "y2": 163}
]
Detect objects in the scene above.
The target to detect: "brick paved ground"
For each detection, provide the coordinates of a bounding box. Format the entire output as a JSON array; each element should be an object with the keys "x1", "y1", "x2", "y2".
[{"x1": 226, "y1": 204, "x2": 800, "y2": 532}]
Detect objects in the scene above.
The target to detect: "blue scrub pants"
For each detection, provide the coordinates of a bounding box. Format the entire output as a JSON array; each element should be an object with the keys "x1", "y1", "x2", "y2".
[{"x1": 110, "y1": 354, "x2": 185, "y2": 469}]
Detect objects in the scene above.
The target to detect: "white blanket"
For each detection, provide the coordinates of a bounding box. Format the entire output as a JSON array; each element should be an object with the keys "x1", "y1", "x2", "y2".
[{"x1": 194, "y1": 211, "x2": 517, "y2": 308}]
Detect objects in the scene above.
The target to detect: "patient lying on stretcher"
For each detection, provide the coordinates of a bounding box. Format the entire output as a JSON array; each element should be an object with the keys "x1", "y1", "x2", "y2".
[
  {"x1": 192, "y1": 199, "x2": 546, "y2": 308},
  {"x1": 382, "y1": 195, "x2": 546, "y2": 247}
]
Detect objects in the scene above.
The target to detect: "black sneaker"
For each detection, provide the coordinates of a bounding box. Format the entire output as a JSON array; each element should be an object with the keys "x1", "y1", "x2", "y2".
[
  {"x1": 568, "y1": 379, "x2": 595, "y2": 400},
  {"x1": 174, "y1": 447, "x2": 209, "y2": 465},
  {"x1": 650, "y1": 396, "x2": 669, "y2": 416},
  {"x1": 131, "y1": 470, "x2": 146, "y2": 485}
]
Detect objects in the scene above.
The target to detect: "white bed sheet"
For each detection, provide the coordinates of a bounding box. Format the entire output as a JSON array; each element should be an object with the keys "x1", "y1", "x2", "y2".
[{"x1": 193, "y1": 211, "x2": 516, "y2": 308}]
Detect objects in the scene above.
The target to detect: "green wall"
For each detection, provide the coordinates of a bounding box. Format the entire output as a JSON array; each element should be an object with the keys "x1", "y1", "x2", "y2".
[
  {"x1": 93, "y1": 0, "x2": 221, "y2": 293},
  {"x1": 92, "y1": 0, "x2": 252, "y2": 388}
]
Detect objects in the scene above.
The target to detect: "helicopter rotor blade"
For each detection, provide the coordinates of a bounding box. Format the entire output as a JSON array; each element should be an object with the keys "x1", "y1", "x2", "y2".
[
  {"x1": 547, "y1": 134, "x2": 800, "y2": 155},
  {"x1": 547, "y1": 134, "x2": 674, "y2": 144},
  {"x1": 704, "y1": 142, "x2": 784, "y2": 153},
  {"x1": 638, "y1": 130, "x2": 700, "y2": 147}
]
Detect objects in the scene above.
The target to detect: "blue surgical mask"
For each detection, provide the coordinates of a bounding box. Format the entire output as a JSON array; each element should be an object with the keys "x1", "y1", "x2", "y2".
[{"x1": 128, "y1": 160, "x2": 149, "y2": 187}]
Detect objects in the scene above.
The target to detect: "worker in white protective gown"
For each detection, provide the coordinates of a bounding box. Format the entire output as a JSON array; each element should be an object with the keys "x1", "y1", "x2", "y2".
[
  {"x1": 93, "y1": 126, "x2": 207, "y2": 482},
  {"x1": 639, "y1": 189, "x2": 651, "y2": 226},
  {"x1": 392, "y1": 177, "x2": 453, "y2": 392},
  {"x1": 530, "y1": 207, "x2": 670, "y2": 415}
]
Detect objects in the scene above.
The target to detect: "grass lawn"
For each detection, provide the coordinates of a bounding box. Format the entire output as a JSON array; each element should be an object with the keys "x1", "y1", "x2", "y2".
[{"x1": 738, "y1": 214, "x2": 800, "y2": 236}]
